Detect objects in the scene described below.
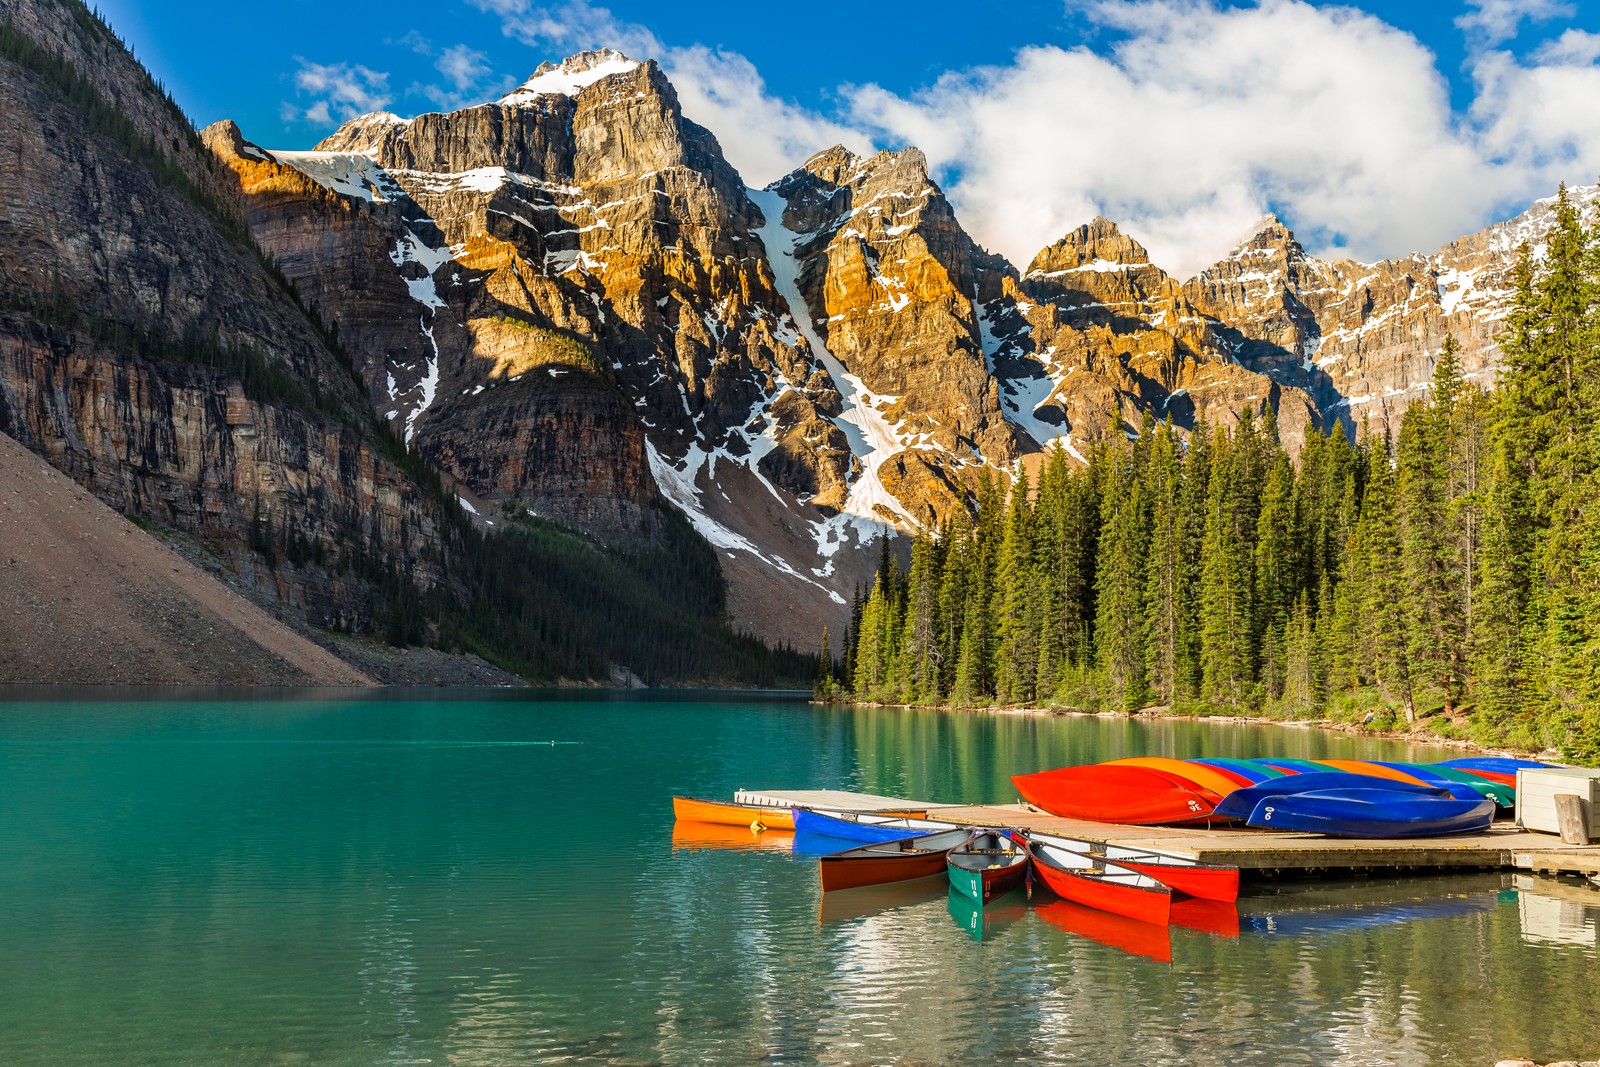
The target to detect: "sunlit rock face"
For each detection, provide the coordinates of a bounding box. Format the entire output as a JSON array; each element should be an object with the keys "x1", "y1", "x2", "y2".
[{"x1": 0, "y1": 0, "x2": 464, "y2": 635}]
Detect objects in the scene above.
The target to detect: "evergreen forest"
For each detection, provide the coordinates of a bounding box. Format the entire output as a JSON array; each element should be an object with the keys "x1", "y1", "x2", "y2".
[{"x1": 827, "y1": 187, "x2": 1600, "y2": 763}]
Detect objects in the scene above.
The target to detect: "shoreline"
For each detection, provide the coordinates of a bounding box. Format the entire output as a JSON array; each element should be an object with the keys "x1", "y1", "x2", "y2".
[{"x1": 823, "y1": 699, "x2": 1562, "y2": 761}]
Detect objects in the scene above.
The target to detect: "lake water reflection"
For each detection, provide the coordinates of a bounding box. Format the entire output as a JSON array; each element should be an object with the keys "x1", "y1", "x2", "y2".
[{"x1": 0, "y1": 692, "x2": 1595, "y2": 1066}]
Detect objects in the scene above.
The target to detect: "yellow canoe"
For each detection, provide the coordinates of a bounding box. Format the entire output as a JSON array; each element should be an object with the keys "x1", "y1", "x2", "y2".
[{"x1": 1103, "y1": 757, "x2": 1246, "y2": 797}]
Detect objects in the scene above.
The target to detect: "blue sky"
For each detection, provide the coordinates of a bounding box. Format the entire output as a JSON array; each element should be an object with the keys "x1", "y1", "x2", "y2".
[{"x1": 97, "y1": 0, "x2": 1600, "y2": 275}]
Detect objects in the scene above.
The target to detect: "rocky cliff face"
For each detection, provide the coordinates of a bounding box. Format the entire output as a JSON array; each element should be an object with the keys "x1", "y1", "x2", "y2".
[
  {"x1": 1181, "y1": 188, "x2": 1600, "y2": 435},
  {"x1": 977, "y1": 216, "x2": 1320, "y2": 456},
  {"x1": 759, "y1": 146, "x2": 1020, "y2": 533},
  {"x1": 0, "y1": 0, "x2": 457, "y2": 634}
]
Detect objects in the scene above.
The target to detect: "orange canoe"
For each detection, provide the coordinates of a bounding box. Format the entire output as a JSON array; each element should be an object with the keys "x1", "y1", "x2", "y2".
[
  {"x1": 1104, "y1": 757, "x2": 1248, "y2": 797},
  {"x1": 671, "y1": 795, "x2": 795, "y2": 831},
  {"x1": 1311, "y1": 760, "x2": 1433, "y2": 786}
]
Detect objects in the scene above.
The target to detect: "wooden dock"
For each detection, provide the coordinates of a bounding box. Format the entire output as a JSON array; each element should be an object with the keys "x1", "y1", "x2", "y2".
[{"x1": 744, "y1": 789, "x2": 1600, "y2": 881}]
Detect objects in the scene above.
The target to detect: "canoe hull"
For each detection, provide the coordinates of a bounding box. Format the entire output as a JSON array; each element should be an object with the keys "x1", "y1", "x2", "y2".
[
  {"x1": 818, "y1": 829, "x2": 975, "y2": 893},
  {"x1": 1032, "y1": 855, "x2": 1172, "y2": 925},
  {"x1": 1013, "y1": 766, "x2": 1216, "y2": 824},
  {"x1": 672, "y1": 795, "x2": 794, "y2": 830},
  {"x1": 1214, "y1": 772, "x2": 1446, "y2": 821},
  {"x1": 946, "y1": 832, "x2": 1029, "y2": 905},
  {"x1": 1246, "y1": 788, "x2": 1495, "y2": 838},
  {"x1": 1029, "y1": 830, "x2": 1240, "y2": 903},
  {"x1": 1105, "y1": 756, "x2": 1249, "y2": 795}
]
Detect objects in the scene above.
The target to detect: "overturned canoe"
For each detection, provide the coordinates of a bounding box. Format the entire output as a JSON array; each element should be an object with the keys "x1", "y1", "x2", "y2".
[
  {"x1": 1245, "y1": 787, "x2": 1495, "y2": 838},
  {"x1": 1188, "y1": 757, "x2": 1287, "y2": 784},
  {"x1": 1213, "y1": 772, "x2": 1450, "y2": 821},
  {"x1": 1309, "y1": 759, "x2": 1436, "y2": 786},
  {"x1": 1013, "y1": 765, "x2": 1217, "y2": 825},
  {"x1": 1435, "y1": 756, "x2": 1551, "y2": 775},
  {"x1": 1028, "y1": 830, "x2": 1239, "y2": 903},
  {"x1": 1028, "y1": 837, "x2": 1173, "y2": 925},
  {"x1": 672, "y1": 795, "x2": 795, "y2": 831},
  {"x1": 1105, "y1": 756, "x2": 1251, "y2": 795},
  {"x1": 947, "y1": 830, "x2": 1030, "y2": 905},
  {"x1": 818, "y1": 828, "x2": 975, "y2": 893},
  {"x1": 1371, "y1": 762, "x2": 1516, "y2": 809}
]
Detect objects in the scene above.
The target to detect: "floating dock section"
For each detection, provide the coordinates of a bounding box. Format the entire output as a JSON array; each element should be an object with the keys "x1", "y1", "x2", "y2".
[{"x1": 745, "y1": 789, "x2": 1600, "y2": 880}]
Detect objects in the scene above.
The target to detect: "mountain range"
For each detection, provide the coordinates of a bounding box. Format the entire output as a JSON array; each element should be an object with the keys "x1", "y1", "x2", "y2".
[{"x1": 2, "y1": 1, "x2": 1593, "y2": 675}]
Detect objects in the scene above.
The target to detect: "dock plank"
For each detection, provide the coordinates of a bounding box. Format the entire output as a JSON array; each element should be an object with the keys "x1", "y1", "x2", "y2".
[{"x1": 735, "y1": 788, "x2": 954, "y2": 813}]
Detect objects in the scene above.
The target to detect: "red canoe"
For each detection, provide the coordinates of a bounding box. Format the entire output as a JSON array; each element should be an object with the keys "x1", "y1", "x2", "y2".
[
  {"x1": 1013, "y1": 765, "x2": 1218, "y2": 824},
  {"x1": 1029, "y1": 830, "x2": 1240, "y2": 903},
  {"x1": 1027, "y1": 837, "x2": 1173, "y2": 925}
]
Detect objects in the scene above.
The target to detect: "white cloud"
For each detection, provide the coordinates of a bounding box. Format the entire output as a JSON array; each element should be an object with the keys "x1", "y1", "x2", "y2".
[
  {"x1": 469, "y1": 0, "x2": 661, "y2": 59},
  {"x1": 412, "y1": 44, "x2": 510, "y2": 110},
  {"x1": 437, "y1": 44, "x2": 493, "y2": 91},
  {"x1": 1456, "y1": 0, "x2": 1574, "y2": 49},
  {"x1": 289, "y1": 59, "x2": 392, "y2": 125},
  {"x1": 847, "y1": 0, "x2": 1600, "y2": 277},
  {"x1": 662, "y1": 46, "x2": 871, "y2": 186}
]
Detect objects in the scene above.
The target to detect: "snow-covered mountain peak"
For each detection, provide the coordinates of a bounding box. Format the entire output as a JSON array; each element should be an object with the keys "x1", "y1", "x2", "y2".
[
  {"x1": 499, "y1": 50, "x2": 640, "y2": 105},
  {"x1": 1025, "y1": 216, "x2": 1154, "y2": 277},
  {"x1": 1226, "y1": 212, "x2": 1300, "y2": 256}
]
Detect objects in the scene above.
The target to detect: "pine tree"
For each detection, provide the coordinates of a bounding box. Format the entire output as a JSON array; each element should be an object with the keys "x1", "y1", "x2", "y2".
[
  {"x1": 1096, "y1": 446, "x2": 1149, "y2": 710},
  {"x1": 852, "y1": 578, "x2": 888, "y2": 697},
  {"x1": 936, "y1": 510, "x2": 971, "y2": 698},
  {"x1": 1142, "y1": 421, "x2": 1187, "y2": 705},
  {"x1": 1253, "y1": 451, "x2": 1298, "y2": 701},
  {"x1": 903, "y1": 533, "x2": 942, "y2": 703},
  {"x1": 993, "y1": 467, "x2": 1037, "y2": 703},
  {"x1": 1362, "y1": 430, "x2": 1415, "y2": 721},
  {"x1": 813, "y1": 625, "x2": 835, "y2": 700},
  {"x1": 1199, "y1": 425, "x2": 1255, "y2": 707},
  {"x1": 1279, "y1": 592, "x2": 1319, "y2": 716}
]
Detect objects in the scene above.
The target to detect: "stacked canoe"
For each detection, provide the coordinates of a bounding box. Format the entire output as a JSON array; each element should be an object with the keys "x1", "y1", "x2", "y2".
[{"x1": 1012, "y1": 756, "x2": 1550, "y2": 837}]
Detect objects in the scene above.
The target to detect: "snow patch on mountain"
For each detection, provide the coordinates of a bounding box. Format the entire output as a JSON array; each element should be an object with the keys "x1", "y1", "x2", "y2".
[
  {"x1": 750, "y1": 187, "x2": 912, "y2": 548},
  {"x1": 500, "y1": 51, "x2": 639, "y2": 105},
  {"x1": 646, "y1": 441, "x2": 846, "y2": 603},
  {"x1": 270, "y1": 150, "x2": 403, "y2": 203}
]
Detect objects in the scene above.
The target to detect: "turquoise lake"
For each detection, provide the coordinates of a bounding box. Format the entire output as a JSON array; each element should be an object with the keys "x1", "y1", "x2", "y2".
[{"x1": 0, "y1": 692, "x2": 1596, "y2": 1066}]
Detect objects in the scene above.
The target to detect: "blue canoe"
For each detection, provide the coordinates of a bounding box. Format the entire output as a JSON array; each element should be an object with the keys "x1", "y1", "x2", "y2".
[
  {"x1": 791, "y1": 807, "x2": 953, "y2": 844},
  {"x1": 1245, "y1": 788, "x2": 1495, "y2": 838},
  {"x1": 1188, "y1": 758, "x2": 1283, "y2": 784},
  {"x1": 1435, "y1": 757, "x2": 1551, "y2": 775},
  {"x1": 1369, "y1": 762, "x2": 1515, "y2": 808},
  {"x1": 1214, "y1": 772, "x2": 1449, "y2": 821}
]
